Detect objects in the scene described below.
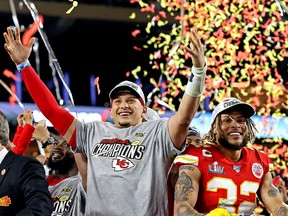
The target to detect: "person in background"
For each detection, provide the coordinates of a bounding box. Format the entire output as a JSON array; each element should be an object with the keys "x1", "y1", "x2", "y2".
[
  {"x1": 9, "y1": 111, "x2": 54, "y2": 165},
  {"x1": 8, "y1": 109, "x2": 35, "y2": 154},
  {"x1": 0, "y1": 110, "x2": 53, "y2": 215},
  {"x1": 32, "y1": 128, "x2": 86, "y2": 216},
  {"x1": 9, "y1": 111, "x2": 86, "y2": 216},
  {"x1": 167, "y1": 125, "x2": 205, "y2": 215},
  {"x1": 186, "y1": 126, "x2": 203, "y2": 147},
  {"x1": 36, "y1": 127, "x2": 106, "y2": 193},
  {"x1": 4, "y1": 26, "x2": 206, "y2": 215},
  {"x1": 143, "y1": 107, "x2": 160, "y2": 122},
  {"x1": 172, "y1": 97, "x2": 288, "y2": 215},
  {"x1": 9, "y1": 110, "x2": 50, "y2": 157}
]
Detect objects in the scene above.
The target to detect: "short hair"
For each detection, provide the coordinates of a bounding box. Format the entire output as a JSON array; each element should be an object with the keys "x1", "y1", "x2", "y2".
[{"x1": 0, "y1": 110, "x2": 10, "y2": 146}]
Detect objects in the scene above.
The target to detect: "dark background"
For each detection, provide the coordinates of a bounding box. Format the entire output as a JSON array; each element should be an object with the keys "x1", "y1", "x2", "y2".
[{"x1": 0, "y1": 0, "x2": 152, "y2": 107}]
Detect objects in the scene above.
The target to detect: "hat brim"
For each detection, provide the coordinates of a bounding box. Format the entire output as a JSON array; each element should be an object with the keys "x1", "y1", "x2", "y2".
[
  {"x1": 220, "y1": 103, "x2": 255, "y2": 118},
  {"x1": 187, "y1": 131, "x2": 201, "y2": 138},
  {"x1": 109, "y1": 86, "x2": 140, "y2": 100}
]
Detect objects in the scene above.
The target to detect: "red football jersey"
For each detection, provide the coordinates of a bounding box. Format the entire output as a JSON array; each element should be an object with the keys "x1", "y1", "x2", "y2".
[{"x1": 170, "y1": 144, "x2": 273, "y2": 215}]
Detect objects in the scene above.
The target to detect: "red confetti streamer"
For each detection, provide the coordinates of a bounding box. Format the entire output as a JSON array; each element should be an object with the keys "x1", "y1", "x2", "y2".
[
  {"x1": 94, "y1": 77, "x2": 101, "y2": 95},
  {"x1": 132, "y1": 29, "x2": 141, "y2": 37},
  {"x1": 101, "y1": 108, "x2": 110, "y2": 122},
  {"x1": 3, "y1": 69, "x2": 19, "y2": 81},
  {"x1": 8, "y1": 83, "x2": 16, "y2": 106},
  {"x1": 22, "y1": 15, "x2": 44, "y2": 46}
]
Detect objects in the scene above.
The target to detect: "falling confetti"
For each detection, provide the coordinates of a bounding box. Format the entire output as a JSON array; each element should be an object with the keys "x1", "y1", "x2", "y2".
[
  {"x1": 22, "y1": 15, "x2": 44, "y2": 46},
  {"x1": 129, "y1": 0, "x2": 288, "y2": 116},
  {"x1": 129, "y1": 0, "x2": 288, "y2": 186},
  {"x1": 66, "y1": 1, "x2": 78, "y2": 14},
  {"x1": 94, "y1": 76, "x2": 101, "y2": 95},
  {"x1": 3, "y1": 69, "x2": 19, "y2": 81}
]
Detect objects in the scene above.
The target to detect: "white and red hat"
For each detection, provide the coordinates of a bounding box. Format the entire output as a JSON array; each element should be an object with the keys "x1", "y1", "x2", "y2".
[{"x1": 109, "y1": 81, "x2": 146, "y2": 106}]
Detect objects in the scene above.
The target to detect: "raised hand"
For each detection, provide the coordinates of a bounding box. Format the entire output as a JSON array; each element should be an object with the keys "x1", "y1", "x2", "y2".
[
  {"x1": 184, "y1": 28, "x2": 206, "y2": 68},
  {"x1": 16, "y1": 113, "x2": 24, "y2": 127},
  {"x1": 3, "y1": 26, "x2": 35, "y2": 65},
  {"x1": 22, "y1": 109, "x2": 34, "y2": 125},
  {"x1": 33, "y1": 123, "x2": 50, "y2": 144}
]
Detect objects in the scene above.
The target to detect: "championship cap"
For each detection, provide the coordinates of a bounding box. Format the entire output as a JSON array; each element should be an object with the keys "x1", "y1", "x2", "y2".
[
  {"x1": 211, "y1": 97, "x2": 255, "y2": 124},
  {"x1": 187, "y1": 126, "x2": 201, "y2": 138},
  {"x1": 109, "y1": 81, "x2": 146, "y2": 106},
  {"x1": 143, "y1": 108, "x2": 160, "y2": 121}
]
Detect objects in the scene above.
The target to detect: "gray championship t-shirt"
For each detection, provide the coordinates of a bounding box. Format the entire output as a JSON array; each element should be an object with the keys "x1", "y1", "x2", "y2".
[
  {"x1": 49, "y1": 174, "x2": 86, "y2": 216},
  {"x1": 76, "y1": 118, "x2": 183, "y2": 216}
]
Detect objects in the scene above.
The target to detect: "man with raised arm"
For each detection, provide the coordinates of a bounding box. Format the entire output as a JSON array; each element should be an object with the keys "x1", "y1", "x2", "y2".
[
  {"x1": 0, "y1": 110, "x2": 53, "y2": 215},
  {"x1": 4, "y1": 26, "x2": 206, "y2": 215},
  {"x1": 172, "y1": 98, "x2": 288, "y2": 216}
]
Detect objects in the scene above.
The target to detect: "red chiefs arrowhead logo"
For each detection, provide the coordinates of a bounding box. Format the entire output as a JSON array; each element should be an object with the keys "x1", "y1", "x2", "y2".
[
  {"x1": 0, "y1": 196, "x2": 11, "y2": 206},
  {"x1": 112, "y1": 156, "x2": 135, "y2": 171}
]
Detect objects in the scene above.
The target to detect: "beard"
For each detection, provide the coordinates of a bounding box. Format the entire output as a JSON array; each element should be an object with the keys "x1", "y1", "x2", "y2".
[
  {"x1": 218, "y1": 136, "x2": 248, "y2": 150},
  {"x1": 47, "y1": 153, "x2": 75, "y2": 175}
]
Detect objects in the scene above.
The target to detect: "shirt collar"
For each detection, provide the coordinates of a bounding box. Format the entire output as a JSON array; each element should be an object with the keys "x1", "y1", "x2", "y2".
[{"x1": 0, "y1": 148, "x2": 9, "y2": 164}]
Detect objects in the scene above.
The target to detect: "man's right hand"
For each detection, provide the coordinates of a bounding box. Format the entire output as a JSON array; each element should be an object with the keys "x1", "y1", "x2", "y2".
[{"x1": 3, "y1": 26, "x2": 35, "y2": 65}]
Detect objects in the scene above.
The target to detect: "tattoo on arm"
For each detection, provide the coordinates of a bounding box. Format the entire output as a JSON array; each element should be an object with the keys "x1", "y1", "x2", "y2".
[
  {"x1": 266, "y1": 184, "x2": 288, "y2": 216},
  {"x1": 267, "y1": 185, "x2": 278, "y2": 198},
  {"x1": 180, "y1": 165, "x2": 194, "y2": 172},
  {"x1": 175, "y1": 171, "x2": 195, "y2": 202},
  {"x1": 273, "y1": 206, "x2": 288, "y2": 216}
]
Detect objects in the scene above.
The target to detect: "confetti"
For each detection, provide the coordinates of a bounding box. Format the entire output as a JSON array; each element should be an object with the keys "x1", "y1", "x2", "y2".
[
  {"x1": 130, "y1": 0, "x2": 288, "y2": 185},
  {"x1": 132, "y1": 29, "x2": 141, "y2": 37},
  {"x1": 129, "y1": 12, "x2": 136, "y2": 20},
  {"x1": 129, "y1": 0, "x2": 288, "y2": 116},
  {"x1": 22, "y1": 15, "x2": 44, "y2": 46},
  {"x1": 66, "y1": 1, "x2": 78, "y2": 14},
  {"x1": 3, "y1": 69, "x2": 19, "y2": 81},
  {"x1": 94, "y1": 77, "x2": 101, "y2": 95}
]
